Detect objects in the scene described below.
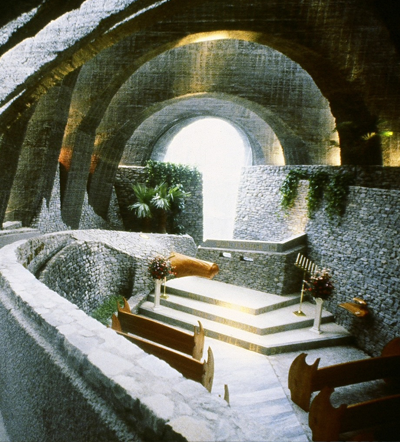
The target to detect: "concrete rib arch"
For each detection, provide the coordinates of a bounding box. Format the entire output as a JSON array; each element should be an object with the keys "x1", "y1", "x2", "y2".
[
  {"x1": 87, "y1": 39, "x2": 334, "y2": 218},
  {"x1": 1, "y1": 0, "x2": 399, "y2": 229},
  {"x1": 121, "y1": 95, "x2": 285, "y2": 167}
]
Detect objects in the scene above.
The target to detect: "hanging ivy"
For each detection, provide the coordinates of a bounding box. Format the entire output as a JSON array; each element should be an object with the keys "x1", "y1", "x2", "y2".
[
  {"x1": 324, "y1": 172, "x2": 354, "y2": 219},
  {"x1": 280, "y1": 169, "x2": 354, "y2": 219},
  {"x1": 279, "y1": 169, "x2": 307, "y2": 211},
  {"x1": 306, "y1": 171, "x2": 330, "y2": 215}
]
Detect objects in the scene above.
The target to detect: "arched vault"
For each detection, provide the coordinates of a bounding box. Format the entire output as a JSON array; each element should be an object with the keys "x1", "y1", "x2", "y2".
[
  {"x1": 86, "y1": 39, "x2": 334, "y2": 218},
  {"x1": 121, "y1": 95, "x2": 282, "y2": 167},
  {"x1": 1, "y1": 0, "x2": 400, "y2": 228}
]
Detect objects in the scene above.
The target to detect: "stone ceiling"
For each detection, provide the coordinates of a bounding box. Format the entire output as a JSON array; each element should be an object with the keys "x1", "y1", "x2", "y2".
[{"x1": 0, "y1": 0, "x2": 399, "y2": 228}]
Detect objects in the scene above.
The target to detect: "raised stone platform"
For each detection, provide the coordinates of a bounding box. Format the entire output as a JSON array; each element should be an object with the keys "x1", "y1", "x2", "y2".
[
  {"x1": 139, "y1": 276, "x2": 353, "y2": 355},
  {"x1": 197, "y1": 235, "x2": 307, "y2": 294},
  {"x1": 200, "y1": 234, "x2": 306, "y2": 253}
]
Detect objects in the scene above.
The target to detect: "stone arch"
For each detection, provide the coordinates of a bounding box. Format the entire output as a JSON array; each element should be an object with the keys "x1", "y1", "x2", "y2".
[
  {"x1": 121, "y1": 95, "x2": 285, "y2": 167},
  {"x1": 1, "y1": 0, "x2": 399, "y2": 229},
  {"x1": 2, "y1": 0, "x2": 399, "y2": 155},
  {"x1": 87, "y1": 39, "x2": 334, "y2": 217}
]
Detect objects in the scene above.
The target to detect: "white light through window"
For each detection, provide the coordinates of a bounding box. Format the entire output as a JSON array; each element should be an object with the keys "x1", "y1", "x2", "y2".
[{"x1": 163, "y1": 117, "x2": 252, "y2": 240}]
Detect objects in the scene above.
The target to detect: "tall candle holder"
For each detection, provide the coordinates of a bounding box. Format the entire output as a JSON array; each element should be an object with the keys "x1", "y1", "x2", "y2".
[{"x1": 293, "y1": 253, "x2": 318, "y2": 316}]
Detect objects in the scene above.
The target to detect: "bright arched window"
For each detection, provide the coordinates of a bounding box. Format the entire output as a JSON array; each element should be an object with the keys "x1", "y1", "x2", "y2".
[{"x1": 163, "y1": 117, "x2": 252, "y2": 240}]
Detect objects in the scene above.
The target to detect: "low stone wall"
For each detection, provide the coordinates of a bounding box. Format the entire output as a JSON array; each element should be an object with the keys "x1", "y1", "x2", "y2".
[
  {"x1": 233, "y1": 165, "x2": 400, "y2": 356},
  {"x1": 197, "y1": 237, "x2": 306, "y2": 295},
  {"x1": 17, "y1": 230, "x2": 198, "y2": 311},
  {"x1": 0, "y1": 238, "x2": 245, "y2": 442}
]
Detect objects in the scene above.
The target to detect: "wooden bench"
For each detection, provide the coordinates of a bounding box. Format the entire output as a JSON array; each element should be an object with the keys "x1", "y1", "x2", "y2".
[
  {"x1": 111, "y1": 314, "x2": 214, "y2": 392},
  {"x1": 116, "y1": 298, "x2": 205, "y2": 360},
  {"x1": 288, "y1": 337, "x2": 400, "y2": 411},
  {"x1": 309, "y1": 386, "x2": 400, "y2": 441}
]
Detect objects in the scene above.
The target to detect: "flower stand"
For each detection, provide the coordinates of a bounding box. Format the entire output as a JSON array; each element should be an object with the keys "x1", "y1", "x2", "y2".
[
  {"x1": 310, "y1": 297, "x2": 324, "y2": 334},
  {"x1": 153, "y1": 278, "x2": 162, "y2": 309}
]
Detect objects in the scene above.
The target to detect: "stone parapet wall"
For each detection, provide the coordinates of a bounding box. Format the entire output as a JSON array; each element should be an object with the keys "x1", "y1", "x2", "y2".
[
  {"x1": 17, "y1": 230, "x2": 198, "y2": 311},
  {"x1": 197, "y1": 246, "x2": 304, "y2": 295},
  {"x1": 233, "y1": 165, "x2": 400, "y2": 355},
  {"x1": 197, "y1": 236, "x2": 307, "y2": 294},
  {"x1": 0, "y1": 238, "x2": 244, "y2": 442},
  {"x1": 38, "y1": 241, "x2": 136, "y2": 315}
]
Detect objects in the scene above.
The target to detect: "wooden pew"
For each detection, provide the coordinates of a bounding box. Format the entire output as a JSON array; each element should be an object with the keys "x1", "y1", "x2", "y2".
[
  {"x1": 117, "y1": 298, "x2": 204, "y2": 360},
  {"x1": 288, "y1": 337, "x2": 400, "y2": 411},
  {"x1": 309, "y1": 386, "x2": 400, "y2": 441},
  {"x1": 111, "y1": 314, "x2": 214, "y2": 392}
]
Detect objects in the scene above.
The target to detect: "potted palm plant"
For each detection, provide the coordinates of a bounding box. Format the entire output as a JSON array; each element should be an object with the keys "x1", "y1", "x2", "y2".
[
  {"x1": 152, "y1": 183, "x2": 191, "y2": 233},
  {"x1": 128, "y1": 184, "x2": 155, "y2": 232}
]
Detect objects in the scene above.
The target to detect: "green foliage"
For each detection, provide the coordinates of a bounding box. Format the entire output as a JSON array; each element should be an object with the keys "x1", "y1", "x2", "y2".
[
  {"x1": 145, "y1": 159, "x2": 201, "y2": 189},
  {"x1": 128, "y1": 183, "x2": 155, "y2": 219},
  {"x1": 151, "y1": 182, "x2": 171, "y2": 212},
  {"x1": 128, "y1": 161, "x2": 196, "y2": 234},
  {"x1": 280, "y1": 169, "x2": 354, "y2": 219},
  {"x1": 91, "y1": 295, "x2": 124, "y2": 326},
  {"x1": 324, "y1": 172, "x2": 354, "y2": 218},
  {"x1": 306, "y1": 171, "x2": 329, "y2": 216},
  {"x1": 279, "y1": 169, "x2": 307, "y2": 211}
]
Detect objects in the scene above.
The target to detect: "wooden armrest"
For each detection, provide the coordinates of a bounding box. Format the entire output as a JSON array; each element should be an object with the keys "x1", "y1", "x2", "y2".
[
  {"x1": 309, "y1": 387, "x2": 400, "y2": 441},
  {"x1": 289, "y1": 338, "x2": 400, "y2": 411}
]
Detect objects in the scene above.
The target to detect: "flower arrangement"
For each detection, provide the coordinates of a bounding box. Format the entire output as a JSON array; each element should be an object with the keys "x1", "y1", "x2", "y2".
[
  {"x1": 305, "y1": 268, "x2": 334, "y2": 300},
  {"x1": 148, "y1": 255, "x2": 176, "y2": 280}
]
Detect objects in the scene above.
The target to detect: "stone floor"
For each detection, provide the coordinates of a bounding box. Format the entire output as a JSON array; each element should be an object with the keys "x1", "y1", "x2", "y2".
[
  {"x1": 207, "y1": 336, "x2": 392, "y2": 442},
  {"x1": 0, "y1": 330, "x2": 395, "y2": 441}
]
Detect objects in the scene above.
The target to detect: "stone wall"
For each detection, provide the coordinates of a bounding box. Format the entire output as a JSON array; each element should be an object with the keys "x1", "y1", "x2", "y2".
[
  {"x1": 234, "y1": 165, "x2": 400, "y2": 356},
  {"x1": 115, "y1": 166, "x2": 203, "y2": 245},
  {"x1": 307, "y1": 187, "x2": 400, "y2": 357},
  {"x1": 0, "y1": 239, "x2": 244, "y2": 442},
  {"x1": 38, "y1": 241, "x2": 136, "y2": 315},
  {"x1": 18, "y1": 230, "x2": 198, "y2": 311},
  {"x1": 197, "y1": 236, "x2": 306, "y2": 295}
]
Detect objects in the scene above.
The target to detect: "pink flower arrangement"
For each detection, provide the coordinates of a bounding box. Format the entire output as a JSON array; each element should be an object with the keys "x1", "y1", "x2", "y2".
[
  {"x1": 148, "y1": 255, "x2": 176, "y2": 280},
  {"x1": 305, "y1": 268, "x2": 334, "y2": 300}
]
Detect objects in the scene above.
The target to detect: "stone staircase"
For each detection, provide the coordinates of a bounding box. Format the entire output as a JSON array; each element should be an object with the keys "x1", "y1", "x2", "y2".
[{"x1": 139, "y1": 276, "x2": 353, "y2": 355}]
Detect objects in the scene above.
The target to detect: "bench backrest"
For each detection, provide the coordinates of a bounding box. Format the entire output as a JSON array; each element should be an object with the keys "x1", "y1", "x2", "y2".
[
  {"x1": 289, "y1": 337, "x2": 400, "y2": 411},
  {"x1": 117, "y1": 299, "x2": 204, "y2": 360},
  {"x1": 112, "y1": 315, "x2": 213, "y2": 392},
  {"x1": 309, "y1": 386, "x2": 400, "y2": 441}
]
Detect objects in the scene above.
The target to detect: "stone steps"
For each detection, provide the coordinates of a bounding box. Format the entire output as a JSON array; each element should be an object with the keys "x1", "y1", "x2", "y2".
[
  {"x1": 145, "y1": 292, "x2": 334, "y2": 335},
  {"x1": 139, "y1": 276, "x2": 353, "y2": 355}
]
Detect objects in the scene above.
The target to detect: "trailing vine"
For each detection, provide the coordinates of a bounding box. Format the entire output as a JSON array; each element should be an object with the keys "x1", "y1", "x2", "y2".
[
  {"x1": 279, "y1": 169, "x2": 307, "y2": 211},
  {"x1": 324, "y1": 172, "x2": 354, "y2": 219},
  {"x1": 280, "y1": 169, "x2": 354, "y2": 219},
  {"x1": 306, "y1": 171, "x2": 329, "y2": 215}
]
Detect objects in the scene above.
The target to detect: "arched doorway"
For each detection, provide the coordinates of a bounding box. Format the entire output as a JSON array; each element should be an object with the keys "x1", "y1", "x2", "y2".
[{"x1": 162, "y1": 117, "x2": 252, "y2": 240}]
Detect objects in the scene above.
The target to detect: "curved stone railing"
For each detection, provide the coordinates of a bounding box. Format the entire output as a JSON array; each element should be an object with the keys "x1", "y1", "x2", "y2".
[{"x1": 0, "y1": 236, "x2": 245, "y2": 442}]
